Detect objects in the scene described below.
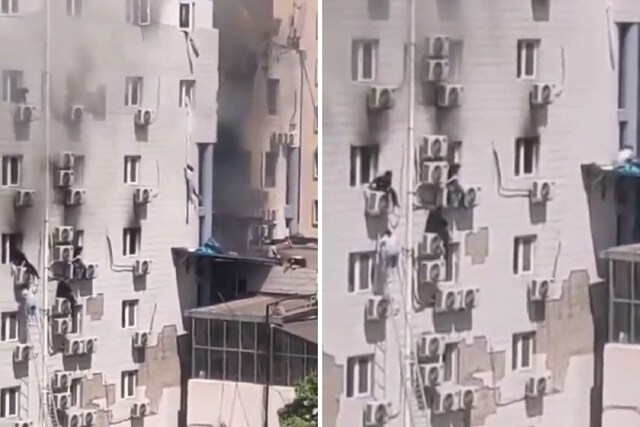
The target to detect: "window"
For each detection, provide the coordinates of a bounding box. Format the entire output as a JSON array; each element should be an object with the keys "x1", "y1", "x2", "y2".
[
  {"x1": 124, "y1": 76, "x2": 143, "y2": 107},
  {"x1": 0, "y1": 0, "x2": 18, "y2": 15},
  {"x1": 70, "y1": 379, "x2": 82, "y2": 408},
  {"x1": 179, "y1": 1, "x2": 194, "y2": 30},
  {"x1": 263, "y1": 152, "x2": 277, "y2": 188},
  {"x1": 179, "y1": 79, "x2": 196, "y2": 108},
  {"x1": 313, "y1": 149, "x2": 318, "y2": 180},
  {"x1": 444, "y1": 243, "x2": 460, "y2": 283},
  {"x1": 2, "y1": 156, "x2": 21, "y2": 187},
  {"x1": 122, "y1": 300, "x2": 138, "y2": 329},
  {"x1": 351, "y1": 40, "x2": 378, "y2": 82},
  {"x1": 442, "y1": 343, "x2": 458, "y2": 383},
  {"x1": 2, "y1": 70, "x2": 23, "y2": 103},
  {"x1": 69, "y1": 305, "x2": 82, "y2": 335},
  {"x1": 266, "y1": 78, "x2": 279, "y2": 115},
  {"x1": 127, "y1": 0, "x2": 151, "y2": 25},
  {"x1": 514, "y1": 137, "x2": 539, "y2": 177},
  {"x1": 314, "y1": 106, "x2": 318, "y2": 133},
  {"x1": 350, "y1": 145, "x2": 379, "y2": 186},
  {"x1": 123, "y1": 228, "x2": 141, "y2": 257},
  {"x1": 517, "y1": 40, "x2": 539, "y2": 79},
  {"x1": 315, "y1": 59, "x2": 318, "y2": 87},
  {"x1": 73, "y1": 230, "x2": 84, "y2": 249},
  {"x1": 73, "y1": 155, "x2": 85, "y2": 185},
  {"x1": 312, "y1": 200, "x2": 318, "y2": 226},
  {"x1": 345, "y1": 355, "x2": 373, "y2": 398},
  {"x1": 513, "y1": 235, "x2": 536, "y2": 274},
  {"x1": 121, "y1": 370, "x2": 138, "y2": 399},
  {"x1": 66, "y1": 0, "x2": 83, "y2": 16},
  {"x1": 1, "y1": 312, "x2": 17, "y2": 342},
  {"x1": 348, "y1": 252, "x2": 375, "y2": 293},
  {"x1": 124, "y1": 156, "x2": 140, "y2": 184},
  {"x1": 512, "y1": 332, "x2": 535, "y2": 370},
  {"x1": 0, "y1": 387, "x2": 18, "y2": 418},
  {"x1": 1, "y1": 233, "x2": 21, "y2": 265},
  {"x1": 619, "y1": 121, "x2": 628, "y2": 150}
]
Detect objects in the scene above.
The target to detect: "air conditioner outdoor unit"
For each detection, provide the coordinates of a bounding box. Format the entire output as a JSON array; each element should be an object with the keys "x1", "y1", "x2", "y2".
[
  {"x1": 13, "y1": 344, "x2": 32, "y2": 362},
  {"x1": 53, "y1": 298, "x2": 72, "y2": 316},
  {"x1": 419, "y1": 363, "x2": 444, "y2": 387},
  {"x1": 530, "y1": 179, "x2": 554, "y2": 204},
  {"x1": 53, "y1": 392, "x2": 71, "y2": 410},
  {"x1": 54, "y1": 318, "x2": 72, "y2": 336},
  {"x1": 436, "y1": 289, "x2": 459, "y2": 313},
  {"x1": 133, "y1": 331, "x2": 150, "y2": 348},
  {"x1": 459, "y1": 287, "x2": 480, "y2": 311},
  {"x1": 365, "y1": 296, "x2": 390, "y2": 321},
  {"x1": 528, "y1": 278, "x2": 553, "y2": 301},
  {"x1": 525, "y1": 373, "x2": 552, "y2": 398},
  {"x1": 55, "y1": 170, "x2": 75, "y2": 187},
  {"x1": 65, "y1": 188, "x2": 86, "y2": 206},
  {"x1": 461, "y1": 186, "x2": 480, "y2": 209},
  {"x1": 426, "y1": 35, "x2": 450, "y2": 57},
  {"x1": 54, "y1": 245, "x2": 74, "y2": 263},
  {"x1": 134, "y1": 187, "x2": 153, "y2": 204},
  {"x1": 436, "y1": 83, "x2": 463, "y2": 108},
  {"x1": 14, "y1": 189, "x2": 35, "y2": 207},
  {"x1": 84, "y1": 337, "x2": 97, "y2": 354},
  {"x1": 64, "y1": 412, "x2": 82, "y2": 427},
  {"x1": 420, "y1": 161, "x2": 449, "y2": 185},
  {"x1": 418, "y1": 260, "x2": 445, "y2": 284},
  {"x1": 84, "y1": 263, "x2": 98, "y2": 280},
  {"x1": 363, "y1": 401, "x2": 390, "y2": 427},
  {"x1": 54, "y1": 226, "x2": 74, "y2": 244},
  {"x1": 67, "y1": 263, "x2": 85, "y2": 281},
  {"x1": 417, "y1": 233, "x2": 444, "y2": 258},
  {"x1": 52, "y1": 371, "x2": 71, "y2": 389},
  {"x1": 68, "y1": 105, "x2": 84, "y2": 123},
  {"x1": 14, "y1": 105, "x2": 35, "y2": 123},
  {"x1": 363, "y1": 189, "x2": 389, "y2": 216},
  {"x1": 423, "y1": 58, "x2": 450, "y2": 82},
  {"x1": 13, "y1": 266, "x2": 29, "y2": 286},
  {"x1": 418, "y1": 334, "x2": 446, "y2": 359},
  {"x1": 530, "y1": 83, "x2": 557, "y2": 106},
  {"x1": 367, "y1": 86, "x2": 395, "y2": 110},
  {"x1": 13, "y1": 421, "x2": 32, "y2": 427},
  {"x1": 432, "y1": 388, "x2": 460, "y2": 414},
  {"x1": 459, "y1": 386, "x2": 477, "y2": 410},
  {"x1": 64, "y1": 337, "x2": 84, "y2": 356},
  {"x1": 131, "y1": 400, "x2": 150, "y2": 418},
  {"x1": 82, "y1": 409, "x2": 97, "y2": 426},
  {"x1": 135, "y1": 108, "x2": 154, "y2": 126},
  {"x1": 134, "y1": 259, "x2": 152, "y2": 276},
  {"x1": 420, "y1": 135, "x2": 449, "y2": 160},
  {"x1": 58, "y1": 152, "x2": 75, "y2": 169}
]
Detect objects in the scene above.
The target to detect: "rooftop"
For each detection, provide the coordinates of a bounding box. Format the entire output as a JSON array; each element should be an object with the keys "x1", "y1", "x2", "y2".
[{"x1": 601, "y1": 243, "x2": 640, "y2": 262}]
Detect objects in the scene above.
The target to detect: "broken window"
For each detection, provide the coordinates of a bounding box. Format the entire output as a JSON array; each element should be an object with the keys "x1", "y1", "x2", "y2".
[
  {"x1": 513, "y1": 235, "x2": 535, "y2": 275},
  {"x1": 0, "y1": 0, "x2": 18, "y2": 15},
  {"x1": 515, "y1": 137, "x2": 539, "y2": 177},
  {"x1": 124, "y1": 156, "x2": 140, "y2": 184},
  {"x1": 121, "y1": 300, "x2": 138, "y2": 328},
  {"x1": 512, "y1": 332, "x2": 535, "y2": 370},
  {"x1": 122, "y1": 227, "x2": 141, "y2": 257},
  {"x1": 2, "y1": 155, "x2": 21, "y2": 187},
  {"x1": 352, "y1": 40, "x2": 378, "y2": 82},
  {"x1": 0, "y1": 387, "x2": 18, "y2": 418},
  {"x1": 266, "y1": 78, "x2": 279, "y2": 115},
  {"x1": 345, "y1": 355, "x2": 373, "y2": 398},
  {"x1": 66, "y1": 0, "x2": 83, "y2": 17},
  {"x1": 2, "y1": 70, "x2": 23, "y2": 103},
  {"x1": 263, "y1": 151, "x2": 277, "y2": 188},
  {"x1": 70, "y1": 379, "x2": 82, "y2": 408},
  {"x1": 1, "y1": 233, "x2": 21, "y2": 265},
  {"x1": 350, "y1": 145, "x2": 378, "y2": 187},
  {"x1": 0, "y1": 312, "x2": 17, "y2": 342},
  {"x1": 347, "y1": 252, "x2": 375, "y2": 293},
  {"x1": 517, "y1": 39, "x2": 539, "y2": 79},
  {"x1": 179, "y1": 1, "x2": 195, "y2": 30},
  {"x1": 120, "y1": 370, "x2": 138, "y2": 399},
  {"x1": 124, "y1": 76, "x2": 143, "y2": 107},
  {"x1": 179, "y1": 79, "x2": 196, "y2": 108}
]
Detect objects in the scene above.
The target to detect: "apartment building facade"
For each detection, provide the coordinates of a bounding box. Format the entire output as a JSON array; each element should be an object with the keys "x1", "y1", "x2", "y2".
[
  {"x1": 213, "y1": 0, "x2": 317, "y2": 254},
  {"x1": 323, "y1": 1, "x2": 618, "y2": 426},
  {"x1": 0, "y1": 1, "x2": 217, "y2": 426}
]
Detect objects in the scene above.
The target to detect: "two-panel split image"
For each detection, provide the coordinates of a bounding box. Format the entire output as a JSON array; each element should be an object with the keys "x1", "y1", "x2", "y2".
[{"x1": 0, "y1": 0, "x2": 634, "y2": 426}]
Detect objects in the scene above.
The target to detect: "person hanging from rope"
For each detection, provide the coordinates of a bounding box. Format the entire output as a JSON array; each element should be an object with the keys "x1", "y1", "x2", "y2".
[
  {"x1": 370, "y1": 170, "x2": 400, "y2": 209},
  {"x1": 379, "y1": 229, "x2": 400, "y2": 269},
  {"x1": 10, "y1": 247, "x2": 39, "y2": 279},
  {"x1": 56, "y1": 281, "x2": 77, "y2": 317}
]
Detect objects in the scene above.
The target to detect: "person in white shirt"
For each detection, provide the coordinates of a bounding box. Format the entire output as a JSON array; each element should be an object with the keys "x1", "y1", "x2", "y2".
[
  {"x1": 617, "y1": 145, "x2": 636, "y2": 166},
  {"x1": 267, "y1": 240, "x2": 281, "y2": 262},
  {"x1": 21, "y1": 286, "x2": 37, "y2": 317},
  {"x1": 379, "y1": 229, "x2": 400, "y2": 269}
]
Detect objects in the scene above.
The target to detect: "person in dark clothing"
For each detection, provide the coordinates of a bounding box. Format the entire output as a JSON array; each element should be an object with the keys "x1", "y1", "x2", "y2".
[
  {"x1": 10, "y1": 248, "x2": 39, "y2": 279},
  {"x1": 56, "y1": 282, "x2": 77, "y2": 316},
  {"x1": 370, "y1": 170, "x2": 400, "y2": 208},
  {"x1": 425, "y1": 207, "x2": 450, "y2": 245},
  {"x1": 72, "y1": 246, "x2": 85, "y2": 277}
]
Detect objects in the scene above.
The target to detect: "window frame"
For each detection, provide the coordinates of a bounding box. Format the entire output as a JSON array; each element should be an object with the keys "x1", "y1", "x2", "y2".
[
  {"x1": 1, "y1": 233, "x2": 21, "y2": 265},
  {"x1": 443, "y1": 242, "x2": 460, "y2": 284},
  {"x1": 122, "y1": 227, "x2": 141, "y2": 257},
  {"x1": 179, "y1": 1, "x2": 195, "y2": 30},
  {"x1": 312, "y1": 200, "x2": 318, "y2": 226},
  {"x1": 1, "y1": 70, "x2": 23, "y2": 102},
  {"x1": 179, "y1": 79, "x2": 196, "y2": 108},
  {"x1": 347, "y1": 252, "x2": 376, "y2": 293},
  {"x1": 352, "y1": 40, "x2": 378, "y2": 82},
  {"x1": 122, "y1": 300, "x2": 138, "y2": 329},
  {"x1": 512, "y1": 332, "x2": 535, "y2": 371},
  {"x1": 124, "y1": 155, "x2": 140, "y2": 185},
  {"x1": 513, "y1": 235, "x2": 536, "y2": 275},
  {"x1": 2, "y1": 155, "x2": 21, "y2": 187},
  {"x1": 313, "y1": 149, "x2": 318, "y2": 180},
  {"x1": 345, "y1": 355, "x2": 373, "y2": 398},
  {"x1": 263, "y1": 151, "x2": 278, "y2": 189},
  {"x1": 0, "y1": 386, "x2": 18, "y2": 418},
  {"x1": 70, "y1": 378, "x2": 82, "y2": 408},
  {"x1": 0, "y1": 0, "x2": 18, "y2": 16},
  {"x1": 442, "y1": 343, "x2": 458, "y2": 384},
  {"x1": 0, "y1": 312, "x2": 18, "y2": 343},
  {"x1": 517, "y1": 39, "x2": 539, "y2": 79},
  {"x1": 124, "y1": 76, "x2": 143, "y2": 107},
  {"x1": 350, "y1": 145, "x2": 379, "y2": 187},
  {"x1": 514, "y1": 137, "x2": 539, "y2": 177},
  {"x1": 66, "y1": 0, "x2": 83, "y2": 17},
  {"x1": 121, "y1": 370, "x2": 138, "y2": 399},
  {"x1": 69, "y1": 305, "x2": 82, "y2": 336}
]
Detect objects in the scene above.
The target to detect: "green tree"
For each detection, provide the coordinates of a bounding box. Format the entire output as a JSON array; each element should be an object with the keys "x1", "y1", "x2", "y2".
[{"x1": 279, "y1": 372, "x2": 318, "y2": 427}]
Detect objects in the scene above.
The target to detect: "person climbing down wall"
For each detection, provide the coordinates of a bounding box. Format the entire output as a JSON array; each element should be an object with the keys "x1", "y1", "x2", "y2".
[
  {"x1": 370, "y1": 170, "x2": 400, "y2": 209},
  {"x1": 10, "y1": 248, "x2": 39, "y2": 279},
  {"x1": 21, "y1": 285, "x2": 37, "y2": 318},
  {"x1": 379, "y1": 229, "x2": 400, "y2": 269},
  {"x1": 56, "y1": 282, "x2": 77, "y2": 316}
]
